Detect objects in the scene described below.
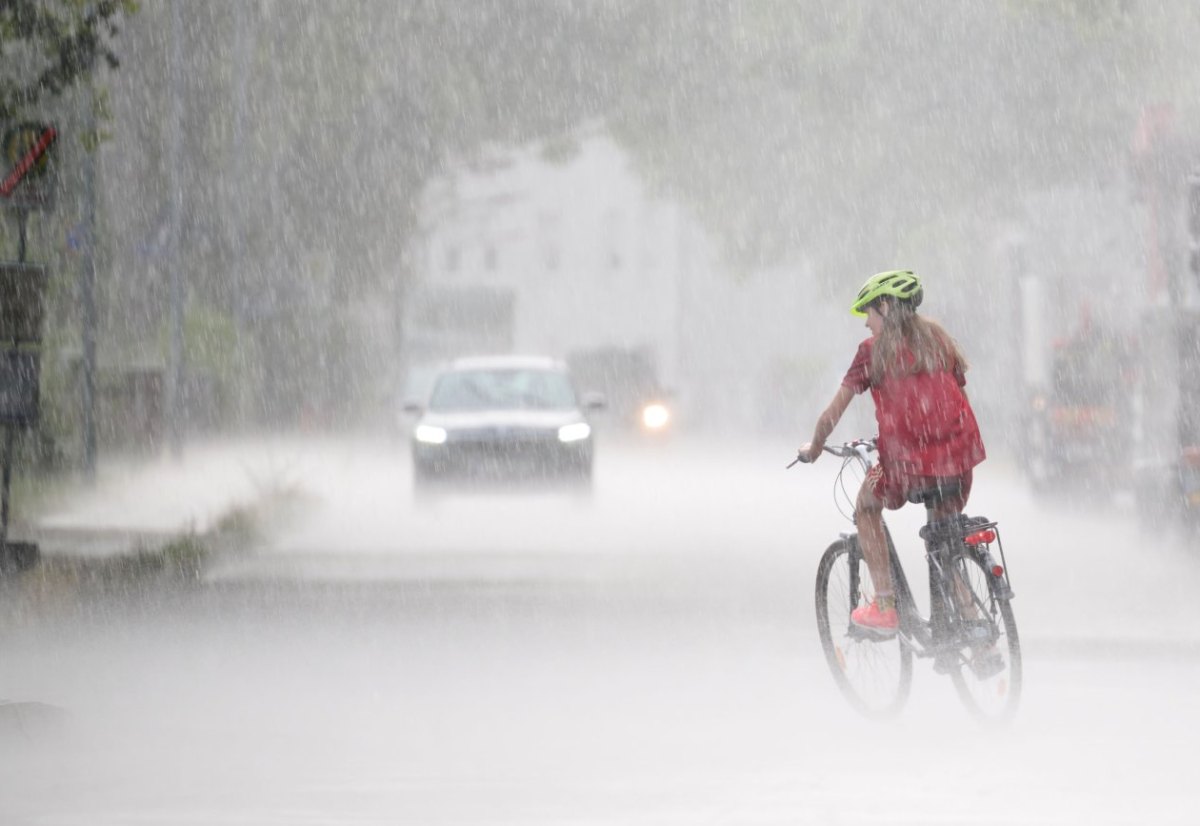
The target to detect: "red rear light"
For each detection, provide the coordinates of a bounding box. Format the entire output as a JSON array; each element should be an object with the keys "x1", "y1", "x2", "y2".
[
  {"x1": 965, "y1": 529, "x2": 996, "y2": 546},
  {"x1": 991, "y1": 565, "x2": 1005, "y2": 577}
]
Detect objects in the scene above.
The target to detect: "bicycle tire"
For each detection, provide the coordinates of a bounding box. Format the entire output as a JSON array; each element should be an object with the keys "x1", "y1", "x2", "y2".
[
  {"x1": 943, "y1": 552, "x2": 1022, "y2": 722},
  {"x1": 815, "y1": 538, "x2": 912, "y2": 718}
]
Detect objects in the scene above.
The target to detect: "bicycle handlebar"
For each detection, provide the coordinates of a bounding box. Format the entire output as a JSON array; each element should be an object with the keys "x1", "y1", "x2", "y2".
[{"x1": 787, "y1": 438, "x2": 877, "y2": 468}]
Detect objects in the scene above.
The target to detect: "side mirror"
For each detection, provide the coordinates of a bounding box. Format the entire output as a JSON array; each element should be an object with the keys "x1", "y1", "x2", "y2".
[
  {"x1": 402, "y1": 401, "x2": 424, "y2": 415},
  {"x1": 582, "y1": 392, "x2": 607, "y2": 412}
]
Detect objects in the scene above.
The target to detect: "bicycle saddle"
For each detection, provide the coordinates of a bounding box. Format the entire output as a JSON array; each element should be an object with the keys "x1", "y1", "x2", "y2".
[{"x1": 905, "y1": 479, "x2": 963, "y2": 505}]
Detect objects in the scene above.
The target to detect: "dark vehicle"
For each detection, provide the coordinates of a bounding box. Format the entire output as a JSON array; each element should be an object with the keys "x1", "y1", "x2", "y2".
[
  {"x1": 566, "y1": 346, "x2": 673, "y2": 438},
  {"x1": 405, "y1": 356, "x2": 602, "y2": 494},
  {"x1": 1134, "y1": 310, "x2": 1200, "y2": 530},
  {"x1": 1021, "y1": 325, "x2": 1133, "y2": 494}
]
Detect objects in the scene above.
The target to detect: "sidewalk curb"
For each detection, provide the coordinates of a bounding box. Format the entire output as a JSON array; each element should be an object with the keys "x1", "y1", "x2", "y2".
[
  {"x1": 22, "y1": 526, "x2": 185, "y2": 559},
  {"x1": 0, "y1": 489, "x2": 281, "y2": 599}
]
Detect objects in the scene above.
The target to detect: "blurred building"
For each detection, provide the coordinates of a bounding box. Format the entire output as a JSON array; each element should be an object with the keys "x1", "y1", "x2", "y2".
[{"x1": 402, "y1": 130, "x2": 824, "y2": 435}]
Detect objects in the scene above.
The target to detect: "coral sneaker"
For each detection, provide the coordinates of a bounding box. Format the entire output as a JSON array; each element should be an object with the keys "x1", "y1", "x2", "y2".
[{"x1": 850, "y1": 600, "x2": 899, "y2": 636}]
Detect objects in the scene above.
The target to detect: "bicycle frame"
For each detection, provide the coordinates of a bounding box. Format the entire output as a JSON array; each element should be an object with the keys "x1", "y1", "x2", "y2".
[
  {"x1": 837, "y1": 489, "x2": 1014, "y2": 662},
  {"x1": 804, "y1": 437, "x2": 1021, "y2": 719}
]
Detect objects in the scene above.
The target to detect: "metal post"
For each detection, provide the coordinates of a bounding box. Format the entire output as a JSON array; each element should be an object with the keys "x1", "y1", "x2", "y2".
[
  {"x1": 165, "y1": 0, "x2": 185, "y2": 458},
  {"x1": 0, "y1": 423, "x2": 14, "y2": 547},
  {"x1": 1, "y1": 210, "x2": 28, "y2": 544},
  {"x1": 231, "y1": 0, "x2": 251, "y2": 426},
  {"x1": 81, "y1": 88, "x2": 98, "y2": 481},
  {"x1": 16, "y1": 209, "x2": 27, "y2": 263}
]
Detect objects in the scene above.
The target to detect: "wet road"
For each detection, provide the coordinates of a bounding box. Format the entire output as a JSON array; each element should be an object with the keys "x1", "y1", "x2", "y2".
[{"x1": 2, "y1": 436, "x2": 1199, "y2": 824}]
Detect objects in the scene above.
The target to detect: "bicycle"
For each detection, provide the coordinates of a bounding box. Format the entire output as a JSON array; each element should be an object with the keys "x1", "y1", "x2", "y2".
[{"x1": 790, "y1": 438, "x2": 1021, "y2": 721}]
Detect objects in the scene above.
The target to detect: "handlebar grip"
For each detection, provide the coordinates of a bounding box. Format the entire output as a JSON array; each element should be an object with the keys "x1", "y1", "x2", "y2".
[
  {"x1": 788, "y1": 452, "x2": 813, "y2": 468},
  {"x1": 789, "y1": 438, "x2": 876, "y2": 468}
]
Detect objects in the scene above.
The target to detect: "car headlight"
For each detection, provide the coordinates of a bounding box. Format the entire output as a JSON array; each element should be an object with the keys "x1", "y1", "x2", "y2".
[
  {"x1": 414, "y1": 424, "x2": 448, "y2": 444},
  {"x1": 558, "y1": 422, "x2": 591, "y2": 443},
  {"x1": 641, "y1": 403, "x2": 670, "y2": 430}
]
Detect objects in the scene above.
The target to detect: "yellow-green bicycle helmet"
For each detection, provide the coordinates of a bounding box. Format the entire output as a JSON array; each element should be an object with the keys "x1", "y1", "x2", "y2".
[{"x1": 850, "y1": 270, "x2": 924, "y2": 317}]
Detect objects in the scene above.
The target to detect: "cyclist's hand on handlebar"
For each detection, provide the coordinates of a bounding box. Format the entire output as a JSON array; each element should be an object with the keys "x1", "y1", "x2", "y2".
[{"x1": 797, "y1": 442, "x2": 820, "y2": 464}]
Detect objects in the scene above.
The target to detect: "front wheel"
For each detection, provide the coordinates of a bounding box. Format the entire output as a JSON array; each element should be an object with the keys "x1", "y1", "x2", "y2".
[
  {"x1": 815, "y1": 538, "x2": 912, "y2": 718},
  {"x1": 944, "y1": 553, "x2": 1022, "y2": 722}
]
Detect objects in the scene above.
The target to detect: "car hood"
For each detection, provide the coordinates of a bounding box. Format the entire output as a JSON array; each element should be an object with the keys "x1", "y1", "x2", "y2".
[{"x1": 419, "y1": 409, "x2": 585, "y2": 431}]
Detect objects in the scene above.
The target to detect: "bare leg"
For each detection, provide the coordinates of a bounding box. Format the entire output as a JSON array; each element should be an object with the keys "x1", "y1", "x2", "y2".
[{"x1": 855, "y1": 481, "x2": 893, "y2": 597}]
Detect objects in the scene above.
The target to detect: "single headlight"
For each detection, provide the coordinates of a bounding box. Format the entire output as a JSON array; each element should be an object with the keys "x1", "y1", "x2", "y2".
[
  {"x1": 414, "y1": 424, "x2": 448, "y2": 444},
  {"x1": 558, "y1": 422, "x2": 591, "y2": 443},
  {"x1": 641, "y1": 403, "x2": 670, "y2": 430}
]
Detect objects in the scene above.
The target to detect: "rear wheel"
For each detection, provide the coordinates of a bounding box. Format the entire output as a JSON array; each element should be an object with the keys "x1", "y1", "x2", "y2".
[
  {"x1": 944, "y1": 553, "x2": 1022, "y2": 722},
  {"x1": 815, "y1": 538, "x2": 912, "y2": 718}
]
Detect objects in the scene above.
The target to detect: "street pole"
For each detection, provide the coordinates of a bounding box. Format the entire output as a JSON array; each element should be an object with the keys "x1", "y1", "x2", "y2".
[
  {"x1": 16, "y1": 209, "x2": 27, "y2": 263},
  {"x1": 81, "y1": 85, "x2": 98, "y2": 481},
  {"x1": 0, "y1": 126, "x2": 53, "y2": 573},
  {"x1": 0, "y1": 211, "x2": 29, "y2": 546},
  {"x1": 165, "y1": 0, "x2": 185, "y2": 458},
  {"x1": 231, "y1": 0, "x2": 251, "y2": 426}
]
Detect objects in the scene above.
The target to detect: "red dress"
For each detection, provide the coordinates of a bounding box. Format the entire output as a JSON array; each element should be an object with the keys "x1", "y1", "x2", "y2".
[{"x1": 842, "y1": 337, "x2": 986, "y2": 508}]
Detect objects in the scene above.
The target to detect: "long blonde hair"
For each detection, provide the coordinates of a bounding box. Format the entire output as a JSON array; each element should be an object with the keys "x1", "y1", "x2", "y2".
[{"x1": 869, "y1": 298, "x2": 968, "y2": 385}]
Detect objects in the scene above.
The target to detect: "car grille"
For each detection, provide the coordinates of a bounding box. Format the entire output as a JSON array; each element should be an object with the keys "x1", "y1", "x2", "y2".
[
  {"x1": 417, "y1": 432, "x2": 588, "y2": 481},
  {"x1": 452, "y1": 427, "x2": 554, "y2": 444}
]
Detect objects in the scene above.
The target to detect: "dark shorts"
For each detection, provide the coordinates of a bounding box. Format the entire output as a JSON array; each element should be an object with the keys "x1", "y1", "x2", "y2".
[{"x1": 865, "y1": 463, "x2": 973, "y2": 512}]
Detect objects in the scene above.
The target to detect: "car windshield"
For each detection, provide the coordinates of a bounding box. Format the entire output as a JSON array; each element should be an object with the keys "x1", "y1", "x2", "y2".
[{"x1": 428, "y1": 369, "x2": 579, "y2": 412}]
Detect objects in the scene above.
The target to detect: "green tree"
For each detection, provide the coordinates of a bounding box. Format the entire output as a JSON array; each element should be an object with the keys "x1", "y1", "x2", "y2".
[
  {"x1": 0, "y1": 0, "x2": 135, "y2": 122},
  {"x1": 603, "y1": 0, "x2": 1200, "y2": 284},
  {"x1": 86, "y1": 0, "x2": 1200, "y2": 428}
]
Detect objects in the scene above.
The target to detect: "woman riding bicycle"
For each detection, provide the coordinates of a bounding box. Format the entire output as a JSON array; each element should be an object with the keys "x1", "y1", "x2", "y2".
[{"x1": 800, "y1": 270, "x2": 986, "y2": 635}]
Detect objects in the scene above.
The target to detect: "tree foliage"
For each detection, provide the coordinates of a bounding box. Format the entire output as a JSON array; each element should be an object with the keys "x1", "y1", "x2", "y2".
[
  {"x1": 30, "y1": 0, "x2": 1200, "y2": 426},
  {"x1": 600, "y1": 0, "x2": 1200, "y2": 281},
  {"x1": 83, "y1": 1, "x2": 1200, "y2": 305},
  {"x1": 0, "y1": 0, "x2": 135, "y2": 122}
]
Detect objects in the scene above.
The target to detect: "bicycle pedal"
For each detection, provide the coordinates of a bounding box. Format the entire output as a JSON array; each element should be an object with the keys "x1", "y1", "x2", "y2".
[
  {"x1": 970, "y1": 652, "x2": 1006, "y2": 680},
  {"x1": 848, "y1": 624, "x2": 897, "y2": 640}
]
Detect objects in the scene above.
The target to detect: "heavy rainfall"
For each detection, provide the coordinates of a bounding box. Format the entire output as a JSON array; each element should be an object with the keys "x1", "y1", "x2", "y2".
[{"x1": 2, "y1": 1, "x2": 1200, "y2": 823}]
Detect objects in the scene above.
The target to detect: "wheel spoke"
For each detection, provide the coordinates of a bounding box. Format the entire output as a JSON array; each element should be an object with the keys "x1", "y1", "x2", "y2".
[
  {"x1": 946, "y1": 552, "x2": 1022, "y2": 721},
  {"x1": 816, "y1": 539, "x2": 912, "y2": 718}
]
